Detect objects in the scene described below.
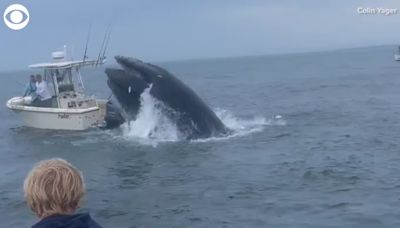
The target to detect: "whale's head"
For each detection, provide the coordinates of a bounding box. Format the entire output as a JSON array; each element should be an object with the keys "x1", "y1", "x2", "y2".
[
  {"x1": 105, "y1": 66, "x2": 148, "y2": 118},
  {"x1": 105, "y1": 56, "x2": 230, "y2": 138},
  {"x1": 105, "y1": 56, "x2": 172, "y2": 118}
]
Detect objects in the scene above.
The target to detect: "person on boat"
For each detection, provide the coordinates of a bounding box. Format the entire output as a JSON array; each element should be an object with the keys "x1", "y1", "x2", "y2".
[
  {"x1": 24, "y1": 158, "x2": 102, "y2": 228},
  {"x1": 34, "y1": 74, "x2": 52, "y2": 107},
  {"x1": 23, "y1": 75, "x2": 37, "y2": 97}
]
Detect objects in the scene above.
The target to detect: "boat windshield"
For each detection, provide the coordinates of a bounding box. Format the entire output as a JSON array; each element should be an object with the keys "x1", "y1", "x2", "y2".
[{"x1": 44, "y1": 68, "x2": 75, "y2": 93}]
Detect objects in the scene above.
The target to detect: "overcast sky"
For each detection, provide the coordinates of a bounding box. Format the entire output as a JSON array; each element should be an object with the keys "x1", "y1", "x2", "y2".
[{"x1": 1, "y1": 0, "x2": 400, "y2": 71}]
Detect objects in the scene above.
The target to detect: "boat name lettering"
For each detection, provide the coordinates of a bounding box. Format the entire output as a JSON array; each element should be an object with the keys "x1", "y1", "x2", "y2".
[{"x1": 58, "y1": 113, "x2": 70, "y2": 119}]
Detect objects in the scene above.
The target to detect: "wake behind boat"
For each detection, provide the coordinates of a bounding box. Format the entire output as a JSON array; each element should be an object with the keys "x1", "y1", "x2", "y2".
[{"x1": 6, "y1": 46, "x2": 110, "y2": 130}]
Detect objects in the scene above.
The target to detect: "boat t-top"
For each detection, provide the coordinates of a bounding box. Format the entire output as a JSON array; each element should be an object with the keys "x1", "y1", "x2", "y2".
[{"x1": 6, "y1": 46, "x2": 109, "y2": 130}]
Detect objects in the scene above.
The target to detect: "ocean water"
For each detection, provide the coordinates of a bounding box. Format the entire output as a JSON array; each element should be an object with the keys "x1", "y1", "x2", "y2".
[{"x1": 1, "y1": 45, "x2": 400, "y2": 227}]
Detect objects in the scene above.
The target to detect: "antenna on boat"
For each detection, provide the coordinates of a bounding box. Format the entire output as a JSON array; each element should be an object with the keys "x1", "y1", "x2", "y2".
[
  {"x1": 63, "y1": 45, "x2": 67, "y2": 59},
  {"x1": 71, "y1": 45, "x2": 74, "y2": 61},
  {"x1": 82, "y1": 25, "x2": 92, "y2": 62}
]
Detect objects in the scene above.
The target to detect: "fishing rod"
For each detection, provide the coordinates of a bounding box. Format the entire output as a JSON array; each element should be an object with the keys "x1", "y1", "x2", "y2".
[
  {"x1": 82, "y1": 24, "x2": 92, "y2": 62},
  {"x1": 96, "y1": 24, "x2": 112, "y2": 66},
  {"x1": 15, "y1": 81, "x2": 25, "y2": 87},
  {"x1": 102, "y1": 28, "x2": 112, "y2": 59},
  {"x1": 96, "y1": 27, "x2": 109, "y2": 66}
]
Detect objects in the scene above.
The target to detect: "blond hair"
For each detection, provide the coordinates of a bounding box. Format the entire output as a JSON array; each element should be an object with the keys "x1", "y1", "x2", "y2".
[{"x1": 23, "y1": 158, "x2": 85, "y2": 218}]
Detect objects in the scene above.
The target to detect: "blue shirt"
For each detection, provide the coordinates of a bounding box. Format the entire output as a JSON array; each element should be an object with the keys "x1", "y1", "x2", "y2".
[
  {"x1": 24, "y1": 81, "x2": 37, "y2": 97},
  {"x1": 32, "y1": 213, "x2": 102, "y2": 228}
]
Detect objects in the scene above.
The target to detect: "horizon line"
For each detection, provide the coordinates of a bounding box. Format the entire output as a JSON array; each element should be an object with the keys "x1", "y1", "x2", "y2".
[{"x1": 0, "y1": 43, "x2": 397, "y2": 73}]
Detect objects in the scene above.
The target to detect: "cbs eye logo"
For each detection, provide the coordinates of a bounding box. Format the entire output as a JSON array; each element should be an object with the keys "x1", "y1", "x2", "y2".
[{"x1": 3, "y1": 4, "x2": 30, "y2": 30}]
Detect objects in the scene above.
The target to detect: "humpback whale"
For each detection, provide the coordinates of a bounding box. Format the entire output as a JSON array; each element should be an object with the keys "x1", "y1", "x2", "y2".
[{"x1": 104, "y1": 56, "x2": 230, "y2": 139}]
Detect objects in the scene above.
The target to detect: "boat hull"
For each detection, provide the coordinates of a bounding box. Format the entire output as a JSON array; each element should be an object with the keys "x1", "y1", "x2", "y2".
[{"x1": 7, "y1": 98, "x2": 103, "y2": 131}]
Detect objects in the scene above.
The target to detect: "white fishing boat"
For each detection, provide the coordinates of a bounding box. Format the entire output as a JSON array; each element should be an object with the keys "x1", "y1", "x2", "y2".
[
  {"x1": 6, "y1": 46, "x2": 109, "y2": 130},
  {"x1": 395, "y1": 46, "x2": 400, "y2": 61}
]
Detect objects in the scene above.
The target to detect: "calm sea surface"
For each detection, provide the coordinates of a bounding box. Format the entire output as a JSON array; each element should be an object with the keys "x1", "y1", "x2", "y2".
[{"x1": 1, "y1": 46, "x2": 400, "y2": 227}]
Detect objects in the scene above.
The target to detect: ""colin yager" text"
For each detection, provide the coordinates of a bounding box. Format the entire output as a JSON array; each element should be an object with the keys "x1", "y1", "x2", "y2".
[{"x1": 357, "y1": 7, "x2": 398, "y2": 15}]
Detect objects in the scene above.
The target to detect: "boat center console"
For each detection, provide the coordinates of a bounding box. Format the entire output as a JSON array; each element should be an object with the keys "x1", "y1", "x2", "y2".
[{"x1": 58, "y1": 91, "x2": 97, "y2": 109}]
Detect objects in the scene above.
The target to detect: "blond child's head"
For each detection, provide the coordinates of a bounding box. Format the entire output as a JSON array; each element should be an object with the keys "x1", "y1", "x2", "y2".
[{"x1": 23, "y1": 158, "x2": 85, "y2": 218}]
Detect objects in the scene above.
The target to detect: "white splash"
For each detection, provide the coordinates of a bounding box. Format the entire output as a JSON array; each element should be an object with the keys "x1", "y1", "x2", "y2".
[
  {"x1": 192, "y1": 109, "x2": 286, "y2": 143},
  {"x1": 120, "y1": 89, "x2": 285, "y2": 145},
  {"x1": 121, "y1": 87, "x2": 179, "y2": 146}
]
